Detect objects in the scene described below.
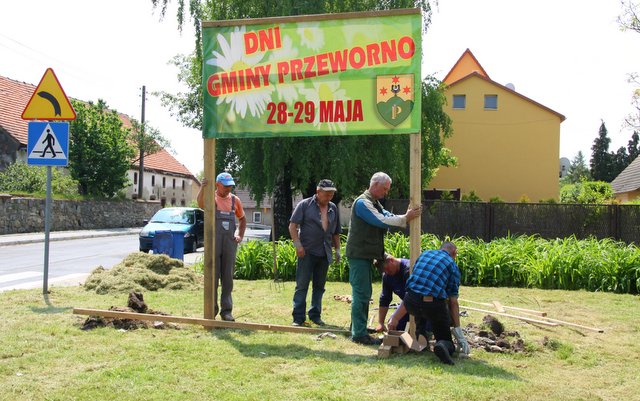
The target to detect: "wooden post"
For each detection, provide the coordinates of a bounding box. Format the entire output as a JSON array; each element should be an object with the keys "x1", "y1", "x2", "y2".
[
  {"x1": 203, "y1": 138, "x2": 216, "y2": 320},
  {"x1": 408, "y1": 132, "x2": 421, "y2": 336}
]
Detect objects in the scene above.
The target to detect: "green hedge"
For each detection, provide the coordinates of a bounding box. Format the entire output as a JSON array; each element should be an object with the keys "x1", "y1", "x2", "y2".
[{"x1": 193, "y1": 232, "x2": 640, "y2": 294}]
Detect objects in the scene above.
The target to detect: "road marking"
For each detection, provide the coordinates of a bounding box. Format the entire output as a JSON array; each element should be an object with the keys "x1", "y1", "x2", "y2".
[
  {"x1": 0, "y1": 273, "x2": 88, "y2": 292},
  {"x1": 0, "y1": 271, "x2": 41, "y2": 284}
]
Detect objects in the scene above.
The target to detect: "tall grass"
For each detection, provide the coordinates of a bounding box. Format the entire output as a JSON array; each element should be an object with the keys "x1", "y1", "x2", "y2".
[{"x1": 193, "y1": 234, "x2": 640, "y2": 294}]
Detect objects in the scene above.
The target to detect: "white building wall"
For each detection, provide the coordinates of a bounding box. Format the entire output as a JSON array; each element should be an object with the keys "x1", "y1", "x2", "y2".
[{"x1": 125, "y1": 169, "x2": 196, "y2": 206}]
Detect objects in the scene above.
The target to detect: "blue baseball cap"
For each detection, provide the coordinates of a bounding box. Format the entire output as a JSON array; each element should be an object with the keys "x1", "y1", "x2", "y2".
[{"x1": 216, "y1": 172, "x2": 235, "y2": 186}]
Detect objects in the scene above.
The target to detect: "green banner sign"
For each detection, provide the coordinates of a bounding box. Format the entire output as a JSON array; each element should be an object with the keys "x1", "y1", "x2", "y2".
[{"x1": 202, "y1": 9, "x2": 422, "y2": 139}]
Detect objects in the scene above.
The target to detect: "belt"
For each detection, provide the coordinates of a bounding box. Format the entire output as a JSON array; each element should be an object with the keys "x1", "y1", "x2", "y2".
[{"x1": 422, "y1": 295, "x2": 434, "y2": 302}]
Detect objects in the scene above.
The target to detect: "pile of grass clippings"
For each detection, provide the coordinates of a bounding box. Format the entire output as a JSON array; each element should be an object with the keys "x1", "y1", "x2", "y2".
[{"x1": 84, "y1": 252, "x2": 202, "y2": 294}]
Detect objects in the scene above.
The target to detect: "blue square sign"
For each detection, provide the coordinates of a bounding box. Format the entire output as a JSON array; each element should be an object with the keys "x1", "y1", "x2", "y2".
[{"x1": 27, "y1": 122, "x2": 70, "y2": 166}]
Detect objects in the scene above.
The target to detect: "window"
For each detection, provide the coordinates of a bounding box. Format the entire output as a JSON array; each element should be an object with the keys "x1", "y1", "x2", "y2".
[
  {"x1": 172, "y1": 178, "x2": 176, "y2": 189},
  {"x1": 162, "y1": 177, "x2": 166, "y2": 188},
  {"x1": 484, "y1": 95, "x2": 498, "y2": 110},
  {"x1": 452, "y1": 95, "x2": 466, "y2": 109},
  {"x1": 253, "y1": 212, "x2": 262, "y2": 223},
  {"x1": 151, "y1": 175, "x2": 155, "y2": 186},
  {"x1": 133, "y1": 172, "x2": 138, "y2": 185},
  {"x1": 181, "y1": 180, "x2": 185, "y2": 190}
]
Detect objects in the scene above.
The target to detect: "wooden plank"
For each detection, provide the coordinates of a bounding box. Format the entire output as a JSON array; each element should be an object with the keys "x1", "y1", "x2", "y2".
[
  {"x1": 377, "y1": 345, "x2": 392, "y2": 358},
  {"x1": 539, "y1": 316, "x2": 604, "y2": 333},
  {"x1": 492, "y1": 300, "x2": 506, "y2": 313},
  {"x1": 383, "y1": 334, "x2": 401, "y2": 347},
  {"x1": 460, "y1": 298, "x2": 547, "y2": 316},
  {"x1": 459, "y1": 305, "x2": 558, "y2": 327},
  {"x1": 73, "y1": 308, "x2": 350, "y2": 335}
]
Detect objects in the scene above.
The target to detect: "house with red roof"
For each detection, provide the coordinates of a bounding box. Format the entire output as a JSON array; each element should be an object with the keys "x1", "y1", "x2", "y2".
[{"x1": 0, "y1": 75, "x2": 199, "y2": 206}]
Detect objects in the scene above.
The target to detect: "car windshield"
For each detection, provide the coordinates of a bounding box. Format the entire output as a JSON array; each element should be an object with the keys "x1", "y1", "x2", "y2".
[{"x1": 150, "y1": 209, "x2": 194, "y2": 224}]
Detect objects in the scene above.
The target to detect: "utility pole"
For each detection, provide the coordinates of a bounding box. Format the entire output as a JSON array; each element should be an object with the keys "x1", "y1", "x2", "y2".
[{"x1": 137, "y1": 85, "x2": 146, "y2": 198}]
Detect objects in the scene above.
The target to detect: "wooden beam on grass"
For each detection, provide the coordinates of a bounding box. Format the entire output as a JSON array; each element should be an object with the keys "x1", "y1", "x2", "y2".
[
  {"x1": 74, "y1": 308, "x2": 351, "y2": 335},
  {"x1": 459, "y1": 305, "x2": 558, "y2": 327},
  {"x1": 538, "y1": 316, "x2": 604, "y2": 333},
  {"x1": 459, "y1": 298, "x2": 547, "y2": 316}
]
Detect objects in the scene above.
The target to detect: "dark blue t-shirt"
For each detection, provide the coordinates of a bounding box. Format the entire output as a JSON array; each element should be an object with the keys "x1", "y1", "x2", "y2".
[{"x1": 379, "y1": 258, "x2": 411, "y2": 307}]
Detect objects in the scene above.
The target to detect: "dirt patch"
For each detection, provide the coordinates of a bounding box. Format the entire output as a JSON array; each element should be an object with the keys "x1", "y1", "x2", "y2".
[
  {"x1": 84, "y1": 252, "x2": 201, "y2": 294},
  {"x1": 461, "y1": 315, "x2": 526, "y2": 353},
  {"x1": 81, "y1": 292, "x2": 180, "y2": 331}
]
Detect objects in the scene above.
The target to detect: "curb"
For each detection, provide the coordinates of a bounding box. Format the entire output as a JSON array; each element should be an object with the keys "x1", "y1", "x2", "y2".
[{"x1": 0, "y1": 228, "x2": 141, "y2": 247}]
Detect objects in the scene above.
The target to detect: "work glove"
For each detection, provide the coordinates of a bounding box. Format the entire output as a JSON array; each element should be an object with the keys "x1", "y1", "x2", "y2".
[{"x1": 452, "y1": 326, "x2": 470, "y2": 355}]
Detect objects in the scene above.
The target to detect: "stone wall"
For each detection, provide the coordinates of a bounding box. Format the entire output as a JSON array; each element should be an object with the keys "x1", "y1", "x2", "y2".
[{"x1": 0, "y1": 196, "x2": 162, "y2": 234}]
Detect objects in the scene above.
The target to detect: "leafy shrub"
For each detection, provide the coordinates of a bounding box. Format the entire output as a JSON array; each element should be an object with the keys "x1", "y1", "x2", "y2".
[
  {"x1": 560, "y1": 181, "x2": 613, "y2": 204},
  {"x1": 461, "y1": 190, "x2": 482, "y2": 202},
  {"x1": 0, "y1": 161, "x2": 79, "y2": 197},
  {"x1": 223, "y1": 234, "x2": 640, "y2": 294}
]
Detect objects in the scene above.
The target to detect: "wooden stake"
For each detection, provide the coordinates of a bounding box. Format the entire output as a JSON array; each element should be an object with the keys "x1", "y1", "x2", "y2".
[
  {"x1": 492, "y1": 300, "x2": 506, "y2": 313},
  {"x1": 203, "y1": 138, "x2": 216, "y2": 320},
  {"x1": 459, "y1": 305, "x2": 558, "y2": 327},
  {"x1": 408, "y1": 131, "x2": 421, "y2": 338},
  {"x1": 74, "y1": 308, "x2": 350, "y2": 335}
]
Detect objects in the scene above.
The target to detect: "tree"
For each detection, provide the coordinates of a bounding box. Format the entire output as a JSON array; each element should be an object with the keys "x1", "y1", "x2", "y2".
[
  {"x1": 590, "y1": 121, "x2": 615, "y2": 182},
  {"x1": 561, "y1": 151, "x2": 590, "y2": 184},
  {"x1": 619, "y1": 2, "x2": 640, "y2": 133},
  {"x1": 69, "y1": 99, "x2": 136, "y2": 198},
  {"x1": 151, "y1": 0, "x2": 449, "y2": 237}
]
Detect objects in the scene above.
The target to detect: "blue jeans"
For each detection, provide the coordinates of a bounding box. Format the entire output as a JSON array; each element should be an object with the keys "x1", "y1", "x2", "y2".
[{"x1": 292, "y1": 254, "x2": 329, "y2": 323}]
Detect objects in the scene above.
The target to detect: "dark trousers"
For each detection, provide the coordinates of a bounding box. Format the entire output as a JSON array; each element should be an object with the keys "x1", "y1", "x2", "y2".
[
  {"x1": 292, "y1": 254, "x2": 329, "y2": 323},
  {"x1": 404, "y1": 290, "x2": 454, "y2": 353}
]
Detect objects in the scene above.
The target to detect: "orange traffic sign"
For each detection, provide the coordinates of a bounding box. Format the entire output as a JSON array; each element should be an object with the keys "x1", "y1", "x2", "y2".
[{"x1": 22, "y1": 68, "x2": 76, "y2": 120}]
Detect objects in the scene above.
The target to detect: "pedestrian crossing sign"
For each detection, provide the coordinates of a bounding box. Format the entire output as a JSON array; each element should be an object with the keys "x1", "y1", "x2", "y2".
[{"x1": 27, "y1": 122, "x2": 69, "y2": 166}]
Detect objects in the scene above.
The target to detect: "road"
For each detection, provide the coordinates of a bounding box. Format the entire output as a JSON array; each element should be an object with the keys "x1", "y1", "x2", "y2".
[{"x1": 0, "y1": 234, "x2": 140, "y2": 292}]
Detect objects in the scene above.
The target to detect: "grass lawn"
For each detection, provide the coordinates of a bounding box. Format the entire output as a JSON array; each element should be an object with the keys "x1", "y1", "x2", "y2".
[{"x1": 1, "y1": 280, "x2": 638, "y2": 401}]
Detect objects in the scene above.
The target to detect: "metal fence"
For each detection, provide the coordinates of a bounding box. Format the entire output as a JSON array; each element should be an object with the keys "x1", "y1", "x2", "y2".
[{"x1": 384, "y1": 200, "x2": 640, "y2": 243}]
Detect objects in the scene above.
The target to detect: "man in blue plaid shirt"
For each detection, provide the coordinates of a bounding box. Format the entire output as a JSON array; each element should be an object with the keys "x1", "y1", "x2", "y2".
[{"x1": 405, "y1": 242, "x2": 470, "y2": 365}]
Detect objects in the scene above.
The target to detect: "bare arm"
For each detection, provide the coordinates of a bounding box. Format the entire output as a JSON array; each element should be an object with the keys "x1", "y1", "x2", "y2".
[
  {"x1": 196, "y1": 179, "x2": 208, "y2": 209},
  {"x1": 289, "y1": 222, "x2": 304, "y2": 257},
  {"x1": 388, "y1": 301, "x2": 407, "y2": 330},
  {"x1": 376, "y1": 307, "x2": 389, "y2": 332},
  {"x1": 449, "y1": 296, "x2": 461, "y2": 328},
  {"x1": 236, "y1": 215, "x2": 246, "y2": 243}
]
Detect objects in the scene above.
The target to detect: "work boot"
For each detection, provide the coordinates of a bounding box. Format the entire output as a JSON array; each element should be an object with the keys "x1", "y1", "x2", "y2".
[
  {"x1": 351, "y1": 335, "x2": 382, "y2": 346},
  {"x1": 434, "y1": 341, "x2": 455, "y2": 365},
  {"x1": 221, "y1": 313, "x2": 235, "y2": 322},
  {"x1": 310, "y1": 317, "x2": 326, "y2": 326}
]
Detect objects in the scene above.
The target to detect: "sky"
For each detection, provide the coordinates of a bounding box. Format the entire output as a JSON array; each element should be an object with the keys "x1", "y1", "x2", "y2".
[{"x1": 1, "y1": 1, "x2": 638, "y2": 175}]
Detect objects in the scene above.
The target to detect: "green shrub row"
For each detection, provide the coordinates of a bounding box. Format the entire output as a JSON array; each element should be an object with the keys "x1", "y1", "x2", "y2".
[{"x1": 193, "y1": 232, "x2": 640, "y2": 294}]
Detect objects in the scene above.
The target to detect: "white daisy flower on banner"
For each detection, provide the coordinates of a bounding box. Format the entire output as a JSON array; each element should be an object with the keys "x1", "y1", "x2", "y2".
[
  {"x1": 297, "y1": 22, "x2": 324, "y2": 51},
  {"x1": 269, "y1": 35, "x2": 301, "y2": 104},
  {"x1": 206, "y1": 26, "x2": 274, "y2": 118},
  {"x1": 300, "y1": 79, "x2": 348, "y2": 134}
]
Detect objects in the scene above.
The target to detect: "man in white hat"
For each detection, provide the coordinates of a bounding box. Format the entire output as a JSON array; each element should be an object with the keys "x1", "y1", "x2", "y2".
[{"x1": 197, "y1": 172, "x2": 246, "y2": 321}]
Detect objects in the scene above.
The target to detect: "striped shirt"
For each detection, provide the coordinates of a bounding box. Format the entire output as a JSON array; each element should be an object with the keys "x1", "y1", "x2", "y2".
[{"x1": 406, "y1": 249, "x2": 460, "y2": 299}]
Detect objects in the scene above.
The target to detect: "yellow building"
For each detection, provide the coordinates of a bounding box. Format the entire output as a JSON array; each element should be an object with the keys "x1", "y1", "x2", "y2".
[{"x1": 429, "y1": 49, "x2": 565, "y2": 202}]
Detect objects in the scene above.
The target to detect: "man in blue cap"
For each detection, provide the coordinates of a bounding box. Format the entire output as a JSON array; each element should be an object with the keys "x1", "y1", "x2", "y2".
[{"x1": 197, "y1": 172, "x2": 246, "y2": 321}]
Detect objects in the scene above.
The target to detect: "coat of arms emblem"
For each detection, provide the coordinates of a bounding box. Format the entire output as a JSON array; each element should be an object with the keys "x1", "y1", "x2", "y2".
[{"x1": 375, "y1": 74, "x2": 415, "y2": 126}]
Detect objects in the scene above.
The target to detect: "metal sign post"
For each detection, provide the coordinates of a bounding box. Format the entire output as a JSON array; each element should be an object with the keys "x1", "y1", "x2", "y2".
[{"x1": 22, "y1": 68, "x2": 75, "y2": 294}]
